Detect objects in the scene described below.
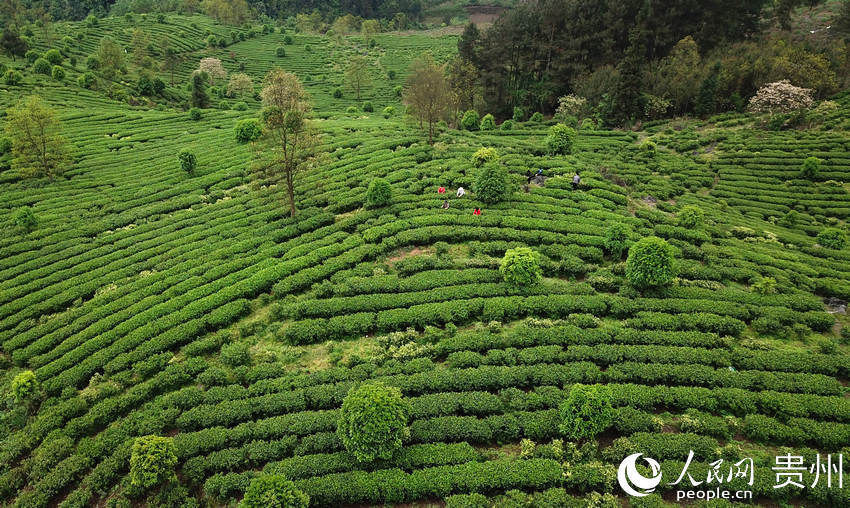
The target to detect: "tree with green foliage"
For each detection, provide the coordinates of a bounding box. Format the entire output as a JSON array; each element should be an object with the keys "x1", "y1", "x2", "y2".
[
  {"x1": 337, "y1": 382, "x2": 410, "y2": 462},
  {"x1": 603, "y1": 222, "x2": 630, "y2": 259},
  {"x1": 558, "y1": 384, "x2": 614, "y2": 441},
  {"x1": 129, "y1": 435, "x2": 177, "y2": 489},
  {"x1": 4, "y1": 95, "x2": 72, "y2": 179},
  {"x1": 500, "y1": 247, "x2": 543, "y2": 290},
  {"x1": 255, "y1": 68, "x2": 317, "y2": 217},
  {"x1": 479, "y1": 113, "x2": 495, "y2": 130},
  {"x1": 611, "y1": 27, "x2": 646, "y2": 125},
  {"x1": 178, "y1": 150, "x2": 196, "y2": 175},
  {"x1": 471, "y1": 147, "x2": 497, "y2": 167},
  {"x1": 677, "y1": 205, "x2": 704, "y2": 228},
  {"x1": 626, "y1": 236, "x2": 676, "y2": 289},
  {"x1": 44, "y1": 48, "x2": 62, "y2": 64},
  {"x1": 0, "y1": 29, "x2": 28, "y2": 61},
  {"x1": 51, "y1": 65, "x2": 64, "y2": 80},
  {"x1": 160, "y1": 44, "x2": 183, "y2": 86},
  {"x1": 403, "y1": 53, "x2": 451, "y2": 144},
  {"x1": 366, "y1": 178, "x2": 392, "y2": 208},
  {"x1": 694, "y1": 63, "x2": 720, "y2": 117},
  {"x1": 11, "y1": 370, "x2": 39, "y2": 403},
  {"x1": 458, "y1": 22, "x2": 480, "y2": 64},
  {"x1": 800, "y1": 156, "x2": 821, "y2": 179},
  {"x1": 473, "y1": 162, "x2": 509, "y2": 203},
  {"x1": 817, "y1": 228, "x2": 847, "y2": 250},
  {"x1": 240, "y1": 474, "x2": 309, "y2": 508},
  {"x1": 33, "y1": 57, "x2": 50, "y2": 74},
  {"x1": 345, "y1": 55, "x2": 372, "y2": 101},
  {"x1": 461, "y1": 110, "x2": 479, "y2": 131},
  {"x1": 190, "y1": 71, "x2": 210, "y2": 108},
  {"x1": 235, "y1": 118, "x2": 263, "y2": 146},
  {"x1": 545, "y1": 123, "x2": 576, "y2": 155},
  {"x1": 13, "y1": 206, "x2": 37, "y2": 231},
  {"x1": 96, "y1": 36, "x2": 123, "y2": 79}
]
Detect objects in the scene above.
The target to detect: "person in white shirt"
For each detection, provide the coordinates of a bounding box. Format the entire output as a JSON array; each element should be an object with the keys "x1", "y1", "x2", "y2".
[{"x1": 457, "y1": 187, "x2": 466, "y2": 197}]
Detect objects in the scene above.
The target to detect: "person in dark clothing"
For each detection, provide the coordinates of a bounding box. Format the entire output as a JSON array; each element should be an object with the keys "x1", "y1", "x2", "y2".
[
  {"x1": 442, "y1": 200, "x2": 450, "y2": 209},
  {"x1": 526, "y1": 170, "x2": 532, "y2": 183}
]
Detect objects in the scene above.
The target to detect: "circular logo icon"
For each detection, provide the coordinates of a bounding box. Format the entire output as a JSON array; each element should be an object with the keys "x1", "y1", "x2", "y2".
[{"x1": 618, "y1": 453, "x2": 662, "y2": 497}]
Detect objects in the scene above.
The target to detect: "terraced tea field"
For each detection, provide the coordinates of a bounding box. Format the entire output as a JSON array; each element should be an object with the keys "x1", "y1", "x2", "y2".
[{"x1": 1, "y1": 13, "x2": 850, "y2": 508}]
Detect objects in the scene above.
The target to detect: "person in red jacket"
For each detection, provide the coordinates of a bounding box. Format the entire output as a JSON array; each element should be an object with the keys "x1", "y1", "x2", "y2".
[
  {"x1": 473, "y1": 208, "x2": 481, "y2": 216},
  {"x1": 438, "y1": 186, "x2": 446, "y2": 194}
]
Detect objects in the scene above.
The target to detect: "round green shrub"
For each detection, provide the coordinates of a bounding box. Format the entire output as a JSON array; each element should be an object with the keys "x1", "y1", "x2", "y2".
[
  {"x1": 86, "y1": 55, "x2": 100, "y2": 70},
  {"x1": 276, "y1": 46, "x2": 286, "y2": 57},
  {"x1": 677, "y1": 205, "x2": 704, "y2": 228},
  {"x1": 33, "y1": 57, "x2": 51, "y2": 74},
  {"x1": 461, "y1": 110, "x2": 480, "y2": 131},
  {"x1": 603, "y1": 222, "x2": 630, "y2": 258},
  {"x1": 512, "y1": 106, "x2": 524, "y2": 122},
  {"x1": 529, "y1": 111, "x2": 544, "y2": 122},
  {"x1": 625, "y1": 236, "x2": 676, "y2": 289},
  {"x1": 382, "y1": 106, "x2": 395, "y2": 119},
  {"x1": 283, "y1": 34, "x2": 293, "y2": 44},
  {"x1": 44, "y1": 48, "x2": 62, "y2": 65},
  {"x1": 471, "y1": 147, "x2": 497, "y2": 167},
  {"x1": 4, "y1": 70, "x2": 23, "y2": 85},
  {"x1": 178, "y1": 150, "x2": 197, "y2": 175},
  {"x1": 11, "y1": 370, "x2": 39, "y2": 403},
  {"x1": 233, "y1": 101, "x2": 248, "y2": 111},
  {"x1": 545, "y1": 123, "x2": 576, "y2": 155},
  {"x1": 362, "y1": 101, "x2": 373, "y2": 112},
  {"x1": 365, "y1": 178, "x2": 392, "y2": 208},
  {"x1": 473, "y1": 162, "x2": 509, "y2": 203},
  {"x1": 800, "y1": 156, "x2": 821, "y2": 179},
  {"x1": 500, "y1": 247, "x2": 543, "y2": 289},
  {"x1": 78, "y1": 71, "x2": 96, "y2": 89},
  {"x1": 235, "y1": 118, "x2": 263, "y2": 144},
  {"x1": 446, "y1": 493, "x2": 489, "y2": 508},
  {"x1": 346, "y1": 106, "x2": 358, "y2": 114},
  {"x1": 817, "y1": 227, "x2": 847, "y2": 250},
  {"x1": 558, "y1": 384, "x2": 614, "y2": 441},
  {"x1": 0, "y1": 137, "x2": 11, "y2": 154},
  {"x1": 388, "y1": 69, "x2": 396, "y2": 79},
  {"x1": 479, "y1": 113, "x2": 496, "y2": 130},
  {"x1": 337, "y1": 382, "x2": 410, "y2": 462},
  {"x1": 500, "y1": 119, "x2": 514, "y2": 131},
  {"x1": 129, "y1": 435, "x2": 177, "y2": 489},
  {"x1": 188, "y1": 108, "x2": 202, "y2": 121},
  {"x1": 50, "y1": 65, "x2": 64, "y2": 80},
  {"x1": 220, "y1": 342, "x2": 251, "y2": 367},
  {"x1": 240, "y1": 474, "x2": 309, "y2": 508},
  {"x1": 25, "y1": 49, "x2": 40, "y2": 63}
]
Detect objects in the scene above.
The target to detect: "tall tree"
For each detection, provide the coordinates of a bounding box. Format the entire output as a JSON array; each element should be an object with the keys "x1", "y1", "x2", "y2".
[
  {"x1": 160, "y1": 41, "x2": 183, "y2": 86},
  {"x1": 130, "y1": 28, "x2": 150, "y2": 66},
  {"x1": 4, "y1": 95, "x2": 72, "y2": 179},
  {"x1": 0, "y1": 28, "x2": 27, "y2": 60},
  {"x1": 255, "y1": 69, "x2": 317, "y2": 217},
  {"x1": 190, "y1": 71, "x2": 210, "y2": 108},
  {"x1": 446, "y1": 56, "x2": 480, "y2": 122},
  {"x1": 611, "y1": 27, "x2": 646, "y2": 126},
  {"x1": 402, "y1": 53, "x2": 451, "y2": 144},
  {"x1": 97, "y1": 36, "x2": 124, "y2": 79},
  {"x1": 344, "y1": 55, "x2": 372, "y2": 100},
  {"x1": 457, "y1": 22, "x2": 480, "y2": 64},
  {"x1": 197, "y1": 57, "x2": 227, "y2": 85}
]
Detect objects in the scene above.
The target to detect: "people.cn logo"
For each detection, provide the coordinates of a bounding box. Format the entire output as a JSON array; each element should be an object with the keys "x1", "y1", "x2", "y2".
[{"x1": 618, "y1": 453, "x2": 663, "y2": 497}]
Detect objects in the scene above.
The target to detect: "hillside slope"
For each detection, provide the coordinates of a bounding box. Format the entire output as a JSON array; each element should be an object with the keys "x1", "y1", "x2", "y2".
[{"x1": 1, "y1": 13, "x2": 850, "y2": 508}]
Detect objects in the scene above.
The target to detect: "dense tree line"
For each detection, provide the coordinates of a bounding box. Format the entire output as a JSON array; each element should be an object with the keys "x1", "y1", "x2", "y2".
[
  {"x1": 462, "y1": 0, "x2": 769, "y2": 119},
  {"x1": 1, "y1": 0, "x2": 421, "y2": 23}
]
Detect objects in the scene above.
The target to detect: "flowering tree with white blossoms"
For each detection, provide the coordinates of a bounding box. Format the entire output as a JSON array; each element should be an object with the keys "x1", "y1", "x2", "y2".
[
  {"x1": 747, "y1": 80, "x2": 814, "y2": 114},
  {"x1": 195, "y1": 57, "x2": 227, "y2": 86}
]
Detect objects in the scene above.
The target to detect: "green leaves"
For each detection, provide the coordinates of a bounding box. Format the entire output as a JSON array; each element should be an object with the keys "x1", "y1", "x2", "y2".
[
  {"x1": 500, "y1": 247, "x2": 542, "y2": 290},
  {"x1": 337, "y1": 382, "x2": 410, "y2": 463},
  {"x1": 558, "y1": 384, "x2": 614, "y2": 441},
  {"x1": 129, "y1": 435, "x2": 177, "y2": 489},
  {"x1": 625, "y1": 236, "x2": 676, "y2": 289}
]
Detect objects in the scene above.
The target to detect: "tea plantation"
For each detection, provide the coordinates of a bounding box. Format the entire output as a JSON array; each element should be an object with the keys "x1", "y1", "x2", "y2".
[{"x1": 2, "y1": 12, "x2": 850, "y2": 508}]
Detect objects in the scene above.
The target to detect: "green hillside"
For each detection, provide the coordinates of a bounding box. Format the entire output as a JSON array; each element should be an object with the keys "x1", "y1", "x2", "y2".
[{"x1": 1, "y1": 11, "x2": 850, "y2": 508}]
